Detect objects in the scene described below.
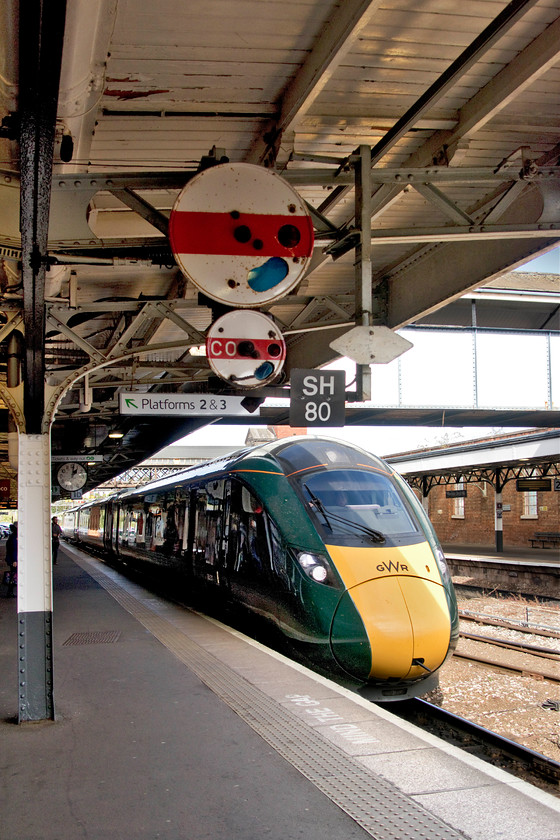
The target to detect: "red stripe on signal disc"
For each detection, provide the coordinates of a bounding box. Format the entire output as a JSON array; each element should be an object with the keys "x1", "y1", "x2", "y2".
[
  {"x1": 169, "y1": 211, "x2": 314, "y2": 257},
  {"x1": 206, "y1": 337, "x2": 286, "y2": 360}
]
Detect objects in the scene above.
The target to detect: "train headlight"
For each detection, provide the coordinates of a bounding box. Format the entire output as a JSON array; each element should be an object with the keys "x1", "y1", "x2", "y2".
[{"x1": 296, "y1": 552, "x2": 330, "y2": 585}]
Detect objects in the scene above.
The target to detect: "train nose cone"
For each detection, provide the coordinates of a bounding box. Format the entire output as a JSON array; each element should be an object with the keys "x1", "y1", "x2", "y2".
[{"x1": 330, "y1": 577, "x2": 451, "y2": 681}]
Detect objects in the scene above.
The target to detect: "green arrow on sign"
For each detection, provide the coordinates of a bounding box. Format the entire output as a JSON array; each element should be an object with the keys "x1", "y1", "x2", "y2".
[{"x1": 125, "y1": 398, "x2": 138, "y2": 408}]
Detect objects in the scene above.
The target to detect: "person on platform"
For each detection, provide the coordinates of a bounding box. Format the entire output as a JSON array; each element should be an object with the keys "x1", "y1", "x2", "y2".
[
  {"x1": 52, "y1": 516, "x2": 62, "y2": 565},
  {"x1": 5, "y1": 522, "x2": 17, "y2": 597}
]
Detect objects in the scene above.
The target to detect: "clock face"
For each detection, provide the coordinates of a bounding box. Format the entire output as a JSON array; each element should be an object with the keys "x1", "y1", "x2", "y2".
[{"x1": 57, "y1": 462, "x2": 87, "y2": 491}]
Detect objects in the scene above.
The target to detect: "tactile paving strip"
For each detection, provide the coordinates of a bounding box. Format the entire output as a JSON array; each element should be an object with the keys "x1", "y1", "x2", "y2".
[{"x1": 72, "y1": 554, "x2": 467, "y2": 840}]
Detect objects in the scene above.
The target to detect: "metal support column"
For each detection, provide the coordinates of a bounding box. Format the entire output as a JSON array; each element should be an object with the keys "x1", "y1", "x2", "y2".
[
  {"x1": 354, "y1": 145, "x2": 372, "y2": 401},
  {"x1": 17, "y1": 434, "x2": 54, "y2": 722},
  {"x1": 19, "y1": 0, "x2": 67, "y2": 432},
  {"x1": 17, "y1": 0, "x2": 67, "y2": 722},
  {"x1": 421, "y1": 477, "x2": 430, "y2": 515}
]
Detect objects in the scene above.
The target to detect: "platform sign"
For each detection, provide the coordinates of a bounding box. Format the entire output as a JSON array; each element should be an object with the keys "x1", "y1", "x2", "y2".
[
  {"x1": 169, "y1": 163, "x2": 314, "y2": 308},
  {"x1": 289, "y1": 369, "x2": 346, "y2": 427},
  {"x1": 516, "y1": 478, "x2": 552, "y2": 491},
  {"x1": 119, "y1": 391, "x2": 260, "y2": 417},
  {"x1": 52, "y1": 455, "x2": 104, "y2": 462}
]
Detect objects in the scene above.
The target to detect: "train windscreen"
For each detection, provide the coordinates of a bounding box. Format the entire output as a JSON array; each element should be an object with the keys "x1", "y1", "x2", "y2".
[{"x1": 298, "y1": 468, "x2": 421, "y2": 543}]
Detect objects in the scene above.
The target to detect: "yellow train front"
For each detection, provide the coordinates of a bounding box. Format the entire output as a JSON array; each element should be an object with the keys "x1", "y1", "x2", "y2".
[{"x1": 251, "y1": 436, "x2": 459, "y2": 701}]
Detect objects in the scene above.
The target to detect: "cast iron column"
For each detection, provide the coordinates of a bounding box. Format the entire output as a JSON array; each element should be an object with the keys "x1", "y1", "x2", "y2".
[{"x1": 17, "y1": 0, "x2": 67, "y2": 722}]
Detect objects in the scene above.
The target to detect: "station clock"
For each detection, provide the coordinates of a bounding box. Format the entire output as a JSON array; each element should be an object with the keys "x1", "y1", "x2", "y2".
[{"x1": 57, "y1": 462, "x2": 87, "y2": 492}]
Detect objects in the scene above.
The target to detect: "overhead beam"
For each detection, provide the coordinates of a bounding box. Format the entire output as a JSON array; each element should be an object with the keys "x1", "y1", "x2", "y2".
[
  {"x1": 369, "y1": 0, "x2": 541, "y2": 167},
  {"x1": 109, "y1": 188, "x2": 170, "y2": 236},
  {"x1": 430, "y1": 13, "x2": 560, "y2": 156},
  {"x1": 246, "y1": 0, "x2": 382, "y2": 166},
  {"x1": 387, "y1": 235, "x2": 559, "y2": 329},
  {"x1": 314, "y1": 0, "x2": 541, "y2": 215}
]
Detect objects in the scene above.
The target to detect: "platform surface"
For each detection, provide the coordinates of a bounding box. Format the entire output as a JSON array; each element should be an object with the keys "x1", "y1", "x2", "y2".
[
  {"x1": 442, "y1": 543, "x2": 560, "y2": 565},
  {"x1": 1, "y1": 543, "x2": 559, "y2": 840}
]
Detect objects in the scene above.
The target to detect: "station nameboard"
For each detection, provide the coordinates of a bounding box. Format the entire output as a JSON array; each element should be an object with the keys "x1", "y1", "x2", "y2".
[
  {"x1": 119, "y1": 392, "x2": 259, "y2": 417},
  {"x1": 516, "y1": 478, "x2": 552, "y2": 491}
]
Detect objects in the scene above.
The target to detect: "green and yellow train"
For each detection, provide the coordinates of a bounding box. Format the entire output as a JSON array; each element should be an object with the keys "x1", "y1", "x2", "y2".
[{"x1": 62, "y1": 436, "x2": 459, "y2": 700}]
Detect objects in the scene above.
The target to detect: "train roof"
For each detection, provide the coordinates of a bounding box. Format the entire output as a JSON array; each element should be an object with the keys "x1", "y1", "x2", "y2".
[
  {"x1": 116, "y1": 435, "x2": 391, "y2": 500},
  {"x1": 67, "y1": 436, "x2": 394, "y2": 509}
]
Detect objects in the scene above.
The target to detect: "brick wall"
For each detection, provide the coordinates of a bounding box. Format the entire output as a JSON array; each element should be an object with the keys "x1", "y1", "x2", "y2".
[
  {"x1": 271, "y1": 425, "x2": 307, "y2": 439},
  {"x1": 417, "y1": 481, "x2": 560, "y2": 548}
]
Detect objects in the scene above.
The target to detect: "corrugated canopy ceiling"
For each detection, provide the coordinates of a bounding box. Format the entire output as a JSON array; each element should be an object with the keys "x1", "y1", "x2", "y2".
[{"x1": 0, "y1": 0, "x2": 559, "y2": 493}]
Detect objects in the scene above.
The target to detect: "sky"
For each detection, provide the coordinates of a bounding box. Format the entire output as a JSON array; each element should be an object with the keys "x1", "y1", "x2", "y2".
[
  {"x1": 171, "y1": 247, "x2": 558, "y2": 459},
  {"x1": 172, "y1": 421, "x2": 512, "y2": 459},
  {"x1": 514, "y1": 246, "x2": 560, "y2": 273}
]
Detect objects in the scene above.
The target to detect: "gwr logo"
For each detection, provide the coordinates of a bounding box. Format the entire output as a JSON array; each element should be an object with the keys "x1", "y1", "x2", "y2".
[{"x1": 376, "y1": 561, "x2": 409, "y2": 573}]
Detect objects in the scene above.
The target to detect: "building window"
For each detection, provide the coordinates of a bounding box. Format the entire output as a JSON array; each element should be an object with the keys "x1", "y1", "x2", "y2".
[
  {"x1": 522, "y1": 491, "x2": 538, "y2": 519},
  {"x1": 452, "y1": 481, "x2": 465, "y2": 518}
]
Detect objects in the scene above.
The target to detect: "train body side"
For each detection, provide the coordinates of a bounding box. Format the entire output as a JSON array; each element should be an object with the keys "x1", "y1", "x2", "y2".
[{"x1": 60, "y1": 437, "x2": 458, "y2": 700}]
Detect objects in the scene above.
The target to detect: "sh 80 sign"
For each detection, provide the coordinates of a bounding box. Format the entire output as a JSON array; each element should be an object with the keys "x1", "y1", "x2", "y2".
[{"x1": 289, "y1": 369, "x2": 346, "y2": 427}]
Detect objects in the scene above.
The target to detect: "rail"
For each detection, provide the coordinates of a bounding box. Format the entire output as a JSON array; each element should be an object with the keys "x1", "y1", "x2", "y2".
[{"x1": 390, "y1": 698, "x2": 560, "y2": 794}]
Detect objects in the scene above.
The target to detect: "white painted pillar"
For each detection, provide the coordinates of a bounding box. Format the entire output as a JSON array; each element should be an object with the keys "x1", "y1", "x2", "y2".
[
  {"x1": 494, "y1": 489, "x2": 504, "y2": 553},
  {"x1": 17, "y1": 433, "x2": 54, "y2": 722}
]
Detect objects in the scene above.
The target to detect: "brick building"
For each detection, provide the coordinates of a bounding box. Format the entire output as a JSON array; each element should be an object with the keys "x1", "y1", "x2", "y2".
[{"x1": 388, "y1": 429, "x2": 559, "y2": 551}]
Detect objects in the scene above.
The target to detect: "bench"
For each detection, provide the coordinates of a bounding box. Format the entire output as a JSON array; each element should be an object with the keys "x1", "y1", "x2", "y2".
[{"x1": 528, "y1": 532, "x2": 560, "y2": 549}]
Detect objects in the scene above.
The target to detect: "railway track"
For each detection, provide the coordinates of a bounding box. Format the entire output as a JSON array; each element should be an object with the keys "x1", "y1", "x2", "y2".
[
  {"x1": 389, "y1": 698, "x2": 560, "y2": 796},
  {"x1": 456, "y1": 611, "x2": 560, "y2": 682},
  {"x1": 460, "y1": 629, "x2": 560, "y2": 659},
  {"x1": 459, "y1": 609, "x2": 560, "y2": 639}
]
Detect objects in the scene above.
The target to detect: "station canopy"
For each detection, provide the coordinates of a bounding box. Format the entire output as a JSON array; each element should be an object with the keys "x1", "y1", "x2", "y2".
[{"x1": 1, "y1": 0, "x2": 560, "y2": 495}]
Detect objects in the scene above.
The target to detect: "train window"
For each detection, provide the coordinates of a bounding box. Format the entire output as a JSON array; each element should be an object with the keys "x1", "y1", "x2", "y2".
[
  {"x1": 182, "y1": 500, "x2": 190, "y2": 551},
  {"x1": 143, "y1": 504, "x2": 156, "y2": 546},
  {"x1": 193, "y1": 484, "x2": 225, "y2": 580},
  {"x1": 228, "y1": 482, "x2": 272, "y2": 580},
  {"x1": 113, "y1": 508, "x2": 120, "y2": 546},
  {"x1": 155, "y1": 511, "x2": 165, "y2": 546},
  {"x1": 89, "y1": 506, "x2": 101, "y2": 534},
  {"x1": 79, "y1": 507, "x2": 90, "y2": 538},
  {"x1": 267, "y1": 516, "x2": 288, "y2": 586},
  {"x1": 135, "y1": 510, "x2": 145, "y2": 543},
  {"x1": 125, "y1": 508, "x2": 137, "y2": 545},
  {"x1": 162, "y1": 503, "x2": 181, "y2": 554},
  {"x1": 129, "y1": 506, "x2": 145, "y2": 544},
  {"x1": 208, "y1": 479, "x2": 225, "y2": 500},
  {"x1": 276, "y1": 438, "x2": 387, "y2": 476},
  {"x1": 233, "y1": 512, "x2": 270, "y2": 579},
  {"x1": 241, "y1": 486, "x2": 263, "y2": 514},
  {"x1": 299, "y1": 468, "x2": 419, "y2": 542}
]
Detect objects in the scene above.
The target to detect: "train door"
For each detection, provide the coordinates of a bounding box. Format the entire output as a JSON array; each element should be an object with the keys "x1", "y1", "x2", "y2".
[
  {"x1": 227, "y1": 479, "x2": 278, "y2": 616},
  {"x1": 192, "y1": 480, "x2": 226, "y2": 587},
  {"x1": 112, "y1": 503, "x2": 121, "y2": 555},
  {"x1": 104, "y1": 502, "x2": 114, "y2": 551},
  {"x1": 179, "y1": 490, "x2": 194, "y2": 576}
]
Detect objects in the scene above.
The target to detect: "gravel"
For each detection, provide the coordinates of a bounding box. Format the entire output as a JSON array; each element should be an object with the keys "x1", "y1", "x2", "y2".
[{"x1": 429, "y1": 593, "x2": 560, "y2": 763}]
